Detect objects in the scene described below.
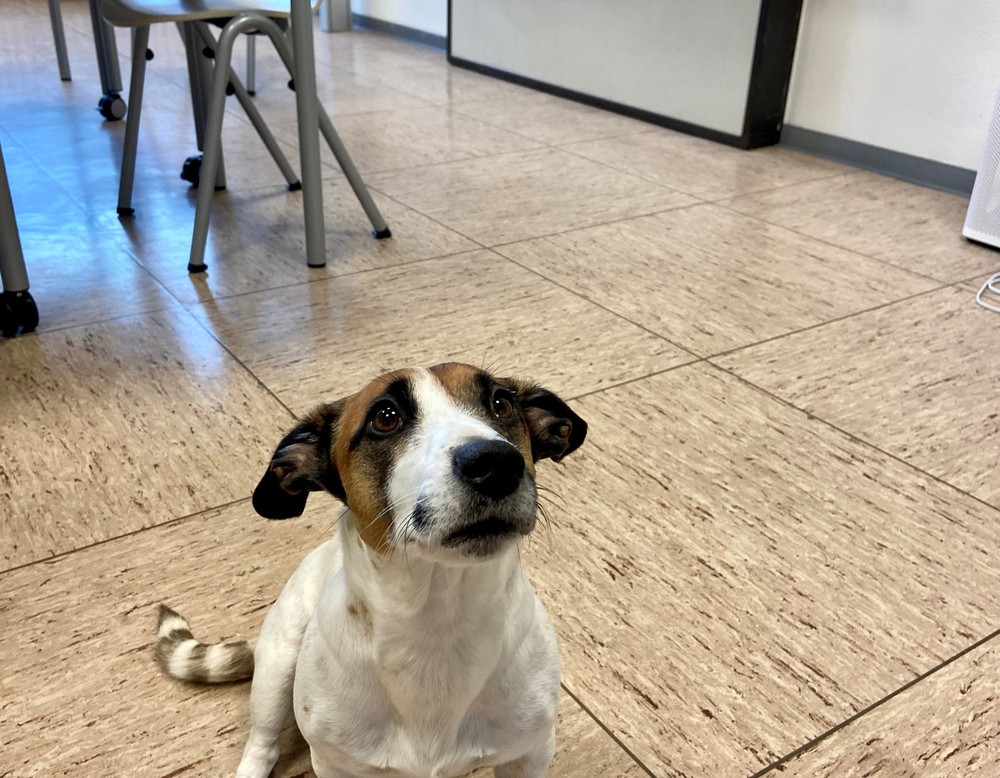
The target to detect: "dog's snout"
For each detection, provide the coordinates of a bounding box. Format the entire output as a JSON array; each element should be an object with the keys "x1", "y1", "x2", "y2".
[{"x1": 453, "y1": 439, "x2": 525, "y2": 500}]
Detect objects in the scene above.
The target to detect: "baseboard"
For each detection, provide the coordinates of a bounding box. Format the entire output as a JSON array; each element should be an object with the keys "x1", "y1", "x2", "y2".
[
  {"x1": 447, "y1": 56, "x2": 753, "y2": 149},
  {"x1": 350, "y1": 13, "x2": 447, "y2": 51},
  {"x1": 780, "y1": 125, "x2": 977, "y2": 197}
]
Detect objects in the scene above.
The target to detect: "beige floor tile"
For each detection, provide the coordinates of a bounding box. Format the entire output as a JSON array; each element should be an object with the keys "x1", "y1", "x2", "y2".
[
  {"x1": 316, "y1": 28, "x2": 449, "y2": 77},
  {"x1": 246, "y1": 59, "x2": 434, "y2": 122},
  {"x1": 192, "y1": 250, "x2": 691, "y2": 415},
  {"x1": 520, "y1": 363, "x2": 1000, "y2": 776},
  {"x1": 365, "y1": 61, "x2": 543, "y2": 107},
  {"x1": 564, "y1": 130, "x2": 851, "y2": 199},
  {"x1": 0, "y1": 501, "x2": 643, "y2": 777},
  {"x1": 716, "y1": 286, "x2": 1000, "y2": 507},
  {"x1": 368, "y1": 147, "x2": 696, "y2": 246},
  {"x1": 118, "y1": 180, "x2": 477, "y2": 304},
  {"x1": 0, "y1": 309, "x2": 291, "y2": 570},
  {"x1": 283, "y1": 106, "x2": 542, "y2": 175},
  {"x1": 720, "y1": 171, "x2": 994, "y2": 281},
  {"x1": 452, "y1": 91, "x2": 653, "y2": 145},
  {"x1": 498, "y1": 204, "x2": 937, "y2": 354},
  {"x1": 13, "y1": 228, "x2": 178, "y2": 332},
  {"x1": 778, "y1": 638, "x2": 1000, "y2": 777}
]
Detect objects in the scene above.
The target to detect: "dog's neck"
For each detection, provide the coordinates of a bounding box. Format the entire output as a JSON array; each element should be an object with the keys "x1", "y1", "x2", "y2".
[{"x1": 335, "y1": 515, "x2": 536, "y2": 726}]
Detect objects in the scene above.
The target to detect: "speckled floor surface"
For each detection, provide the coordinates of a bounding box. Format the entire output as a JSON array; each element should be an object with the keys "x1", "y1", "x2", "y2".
[{"x1": 2, "y1": 1, "x2": 1000, "y2": 775}]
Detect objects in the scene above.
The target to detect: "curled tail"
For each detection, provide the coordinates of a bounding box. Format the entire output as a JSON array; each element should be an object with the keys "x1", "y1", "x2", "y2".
[{"x1": 155, "y1": 604, "x2": 255, "y2": 683}]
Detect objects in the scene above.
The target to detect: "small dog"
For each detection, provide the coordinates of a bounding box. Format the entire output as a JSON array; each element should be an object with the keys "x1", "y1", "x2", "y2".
[{"x1": 155, "y1": 363, "x2": 587, "y2": 778}]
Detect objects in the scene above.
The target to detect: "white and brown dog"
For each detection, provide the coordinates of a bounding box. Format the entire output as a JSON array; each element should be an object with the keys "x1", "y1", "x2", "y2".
[{"x1": 155, "y1": 363, "x2": 587, "y2": 778}]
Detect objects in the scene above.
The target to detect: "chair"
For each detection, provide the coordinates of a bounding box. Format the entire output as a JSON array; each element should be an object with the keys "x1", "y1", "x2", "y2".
[
  {"x1": 100, "y1": 0, "x2": 389, "y2": 271},
  {"x1": 47, "y1": 0, "x2": 269, "y2": 114}
]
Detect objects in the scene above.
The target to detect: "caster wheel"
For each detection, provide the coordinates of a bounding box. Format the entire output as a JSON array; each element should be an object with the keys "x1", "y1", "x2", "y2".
[
  {"x1": 0, "y1": 290, "x2": 39, "y2": 338},
  {"x1": 180, "y1": 154, "x2": 202, "y2": 187},
  {"x1": 97, "y1": 93, "x2": 127, "y2": 121}
]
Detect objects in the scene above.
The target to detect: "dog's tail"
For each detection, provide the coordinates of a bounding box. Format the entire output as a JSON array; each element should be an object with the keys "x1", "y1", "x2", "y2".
[{"x1": 155, "y1": 604, "x2": 255, "y2": 683}]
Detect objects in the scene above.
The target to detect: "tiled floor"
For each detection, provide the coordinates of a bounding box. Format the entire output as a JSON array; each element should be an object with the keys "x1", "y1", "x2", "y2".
[{"x1": 2, "y1": 1, "x2": 999, "y2": 776}]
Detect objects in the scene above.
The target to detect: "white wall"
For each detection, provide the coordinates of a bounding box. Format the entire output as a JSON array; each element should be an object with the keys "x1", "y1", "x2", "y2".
[
  {"x1": 451, "y1": 0, "x2": 763, "y2": 136},
  {"x1": 351, "y1": 0, "x2": 447, "y2": 38},
  {"x1": 785, "y1": 0, "x2": 1000, "y2": 170}
]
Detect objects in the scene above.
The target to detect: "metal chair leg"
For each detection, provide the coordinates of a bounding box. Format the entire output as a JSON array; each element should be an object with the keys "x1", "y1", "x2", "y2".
[
  {"x1": 187, "y1": 22, "x2": 240, "y2": 273},
  {"x1": 269, "y1": 27, "x2": 389, "y2": 237},
  {"x1": 47, "y1": 0, "x2": 72, "y2": 81},
  {"x1": 116, "y1": 25, "x2": 151, "y2": 216},
  {"x1": 246, "y1": 34, "x2": 256, "y2": 95},
  {"x1": 193, "y1": 23, "x2": 299, "y2": 189}
]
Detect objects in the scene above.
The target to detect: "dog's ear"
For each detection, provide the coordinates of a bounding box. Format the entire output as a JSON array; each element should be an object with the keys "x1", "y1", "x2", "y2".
[
  {"x1": 252, "y1": 402, "x2": 346, "y2": 520},
  {"x1": 506, "y1": 381, "x2": 588, "y2": 462}
]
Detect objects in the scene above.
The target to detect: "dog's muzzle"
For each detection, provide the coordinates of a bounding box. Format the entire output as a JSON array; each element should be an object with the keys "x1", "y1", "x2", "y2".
[{"x1": 442, "y1": 439, "x2": 533, "y2": 555}]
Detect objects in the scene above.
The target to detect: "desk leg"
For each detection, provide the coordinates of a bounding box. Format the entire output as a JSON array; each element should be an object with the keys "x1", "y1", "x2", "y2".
[
  {"x1": 320, "y1": 0, "x2": 351, "y2": 33},
  {"x1": 290, "y1": 0, "x2": 326, "y2": 267}
]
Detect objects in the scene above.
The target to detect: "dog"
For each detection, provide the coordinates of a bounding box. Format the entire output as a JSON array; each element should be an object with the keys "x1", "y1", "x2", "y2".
[{"x1": 155, "y1": 362, "x2": 587, "y2": 778}]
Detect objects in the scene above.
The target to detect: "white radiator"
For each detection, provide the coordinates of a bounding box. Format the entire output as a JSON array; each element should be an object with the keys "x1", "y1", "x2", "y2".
[{"x1": 964, "y1": 87, "x2": 1000, "y2": 248}]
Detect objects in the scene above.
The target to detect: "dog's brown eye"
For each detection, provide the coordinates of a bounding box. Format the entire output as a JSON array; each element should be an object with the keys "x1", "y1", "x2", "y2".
[
  {"x1": 370, "y1": 402, "x2": 402, "y2": 434},
  {"x1": 492, "y1": 392, "x2": 514, "y2": 419}
]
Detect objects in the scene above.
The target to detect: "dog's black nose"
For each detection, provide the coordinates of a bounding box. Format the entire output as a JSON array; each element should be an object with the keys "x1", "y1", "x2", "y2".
[{"x1": 453, "y1": 439, "x2": 525, "y2": 500}]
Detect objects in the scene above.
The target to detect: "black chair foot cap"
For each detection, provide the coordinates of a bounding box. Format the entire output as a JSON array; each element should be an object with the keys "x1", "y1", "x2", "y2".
[
  {"x1": 116, "y1": 206, "x2": 135, "y2": 217},
  {"x1": 187, "y1": 262, "x2": 208, "y2": 274},
  {"x1": 307, "y1": 262, "x2": 327, "y2": 268},
  {"x1": 213, "y1": 185, "x2": 227, "y2": 192},
  {"x1": 372, "y1": 227, "x2": 392, "y2": 239},
  {"x1": 287, "y1": 181, "x2": 302, "y2": 192}
]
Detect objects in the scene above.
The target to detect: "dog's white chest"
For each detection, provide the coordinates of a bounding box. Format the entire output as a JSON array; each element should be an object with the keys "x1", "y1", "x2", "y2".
[{"x1": 290, "y1": 566, "x2": 561, "y2": 778}]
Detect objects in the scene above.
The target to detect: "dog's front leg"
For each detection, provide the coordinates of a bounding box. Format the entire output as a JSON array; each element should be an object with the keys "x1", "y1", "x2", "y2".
[
  {"x1": 235, "y1": 623, "x2": 302, "y2": 778},
  {"x1": 494, "y1": 725, "x2": 556, "y2": 778}
]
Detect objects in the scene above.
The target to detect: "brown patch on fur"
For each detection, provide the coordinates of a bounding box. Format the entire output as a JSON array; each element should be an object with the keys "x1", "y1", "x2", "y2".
[
  {"x1": 432, "y1": 364, "x2": 537, "y2": 477},
  {"x1": 429, "y1": 362, "x2": 484, "y2": 405},
  {"x1": 333, "y1": 368, "x2": 420, "y2": 553},
  {"x1": 346, "y1": 601, "x2": 372, "y2": 635}
]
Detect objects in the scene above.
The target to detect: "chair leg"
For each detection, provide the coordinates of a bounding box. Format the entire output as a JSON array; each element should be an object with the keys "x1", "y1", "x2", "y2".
[
  {"x1": 117, "y1": 25, "x2": 151, "y2": 216},
  {"x1": 47, "y1": 0, "x2": 72, "y2": 81},
  {"x1": 269, "y1": 27, "x2": 390, "y2": 238},
  {"x1": 246, "y1": 34, "x2": 256, "y2": 96},
  {"x1": 178, "y1": 22, "x2": 227, "y2": 189},
  {"x1": 317, "y1": 109, "x2": 390, "y2": 237},
  {"x1": 193, "y1": 23, "x2": 299, "y2": 190},
  {"x1": 187, "y1": 20, "x2": 245, "y2": 272}
]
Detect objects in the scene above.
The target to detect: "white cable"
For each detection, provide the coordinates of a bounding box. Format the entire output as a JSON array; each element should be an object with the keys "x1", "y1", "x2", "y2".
[{"x1": 976, "y1": 272, "x2": 1000, "y2": 313}]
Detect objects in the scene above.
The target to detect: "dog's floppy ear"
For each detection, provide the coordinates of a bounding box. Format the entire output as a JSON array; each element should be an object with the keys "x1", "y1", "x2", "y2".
[
  {"x1": 507, "y1": 381, "x2": 588, "y2": 462},
  {"x1": 252, "y1": 402, "x2": 346, "y2": 520}
]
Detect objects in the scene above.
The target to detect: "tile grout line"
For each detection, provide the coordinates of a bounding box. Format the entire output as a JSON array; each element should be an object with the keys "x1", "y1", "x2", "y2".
[
  {"x1": 553, "y1": 140, "x2": 861, "y2": 204},
  {"x1": 483, "y1": 198, "x2": 708, "y2": 252},
  {"x1": 703, "y1": 280, "x2": 959, "y2": 363},
  {"x1": 567, "y1": 360, "x2": 707, "y2": 403},
  {"x1": 493, "y1": 247, "x2": 703, "y2": 360},
  {"x1": 0, "y1": 497, "x2": 252, "y2": 579},
  {"x1": 710, "y1": 199, "x2": 952, "y2": 286},
  {"x1": 184, "y1": 306, "x2": 300, "y2": 421},
  {"x1": 170, "y1": 247, "x2": 486, "y2": 306},
  {"x1": 0, "y1": 301, "x2": 180, "y2": 340},
  {"x1": 747, "y1": 623, "x2": 1000, "y2": 777},
  {"x1": 561, "y1": 683, "x2": 659, "y2": 778},
  {"x1": 705, "y1": 358, "x2": 1000, "y2": 522}
]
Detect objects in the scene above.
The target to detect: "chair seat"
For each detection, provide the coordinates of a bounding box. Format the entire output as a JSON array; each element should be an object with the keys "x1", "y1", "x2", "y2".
[{"x1": 100, "y1": 0, "x2": 289, "y2": 27}]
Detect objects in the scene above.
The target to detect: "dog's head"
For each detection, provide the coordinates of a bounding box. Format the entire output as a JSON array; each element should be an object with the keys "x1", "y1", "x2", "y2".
[{"x1": 252, "y1": 363, "x2": 587, "y2": 562}]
